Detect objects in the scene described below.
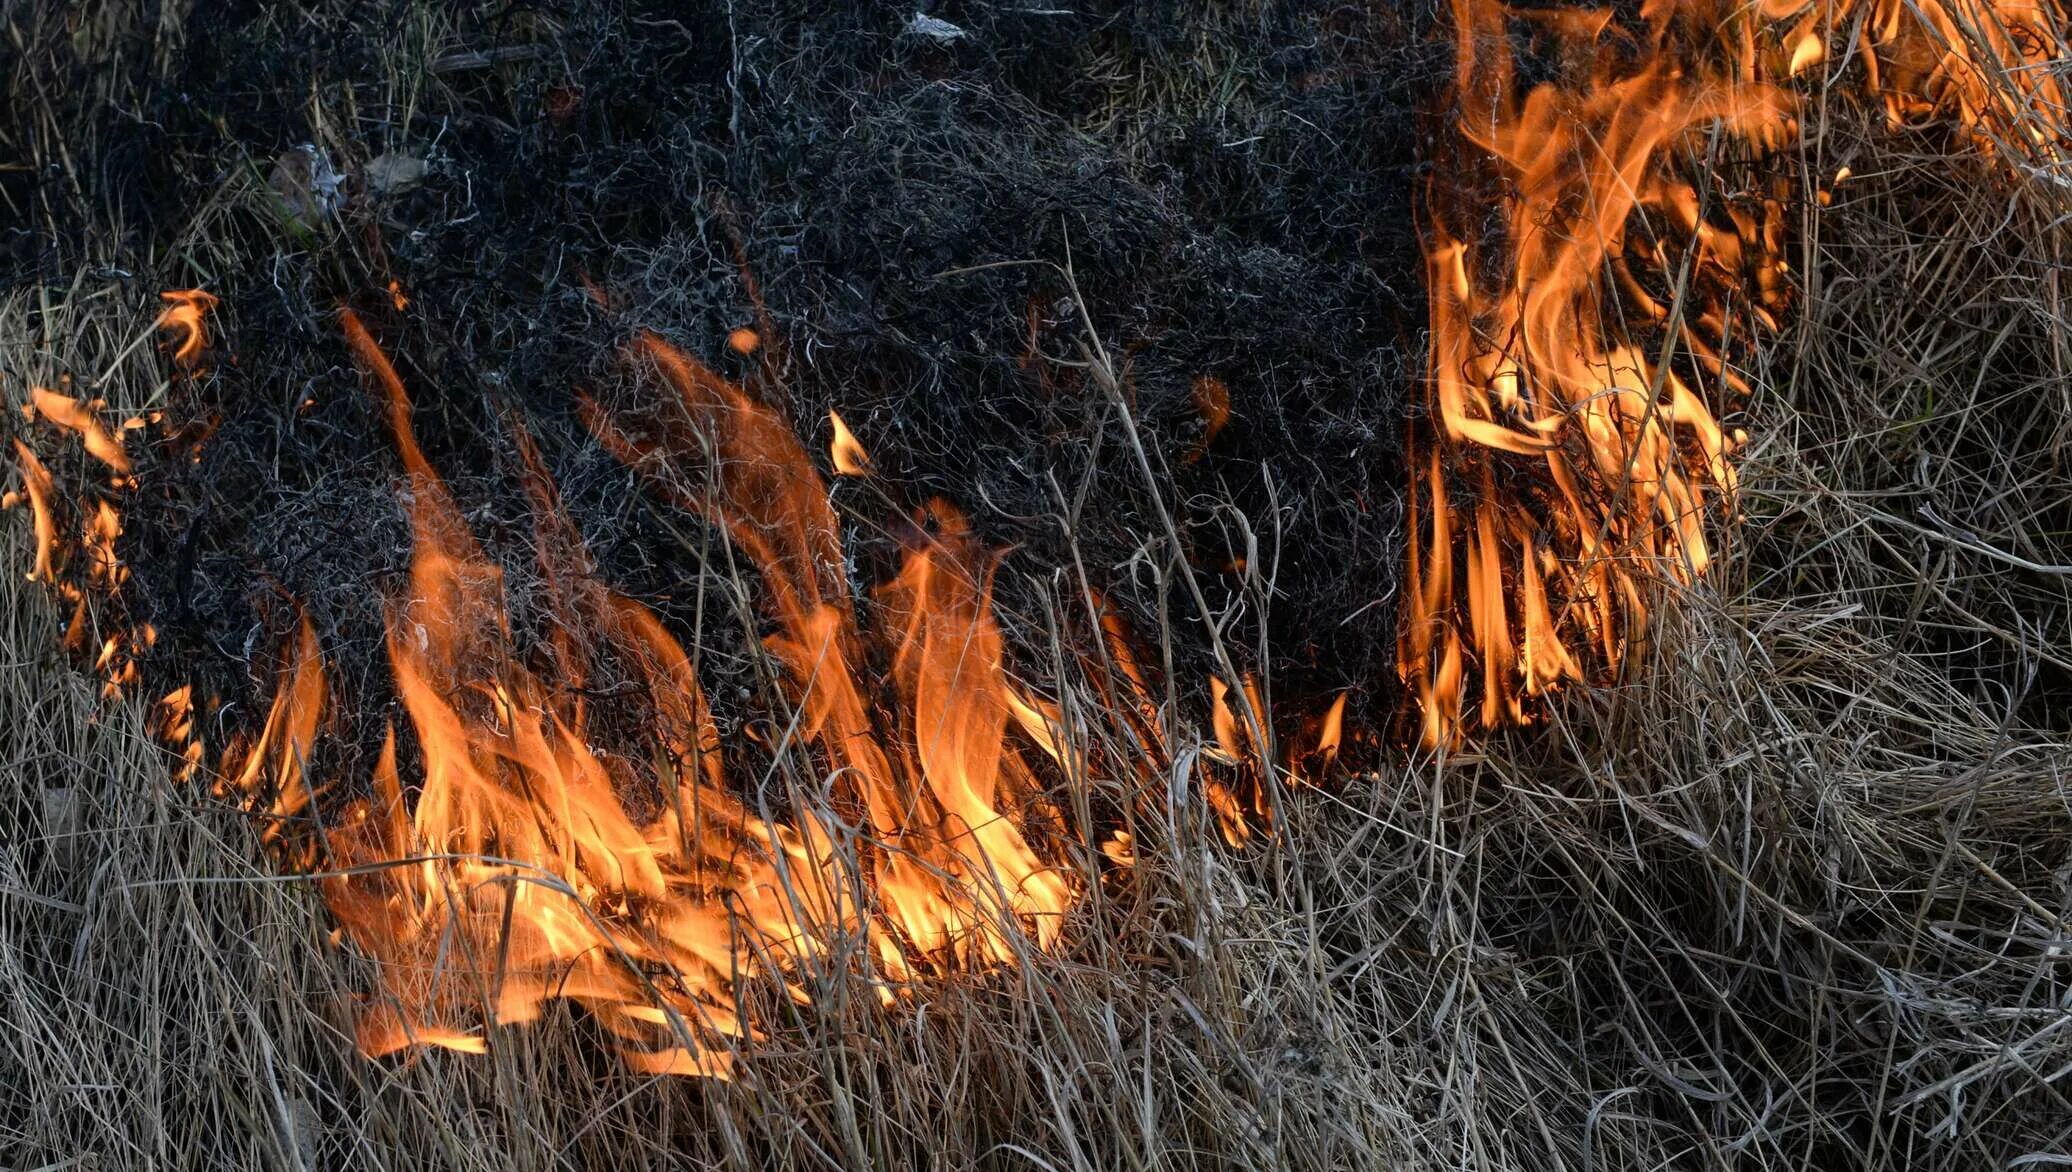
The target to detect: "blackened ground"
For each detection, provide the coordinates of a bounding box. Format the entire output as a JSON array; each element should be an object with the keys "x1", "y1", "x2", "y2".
[{"x1": 4, "y1": 0, "x2": 1442, "y2": 762}]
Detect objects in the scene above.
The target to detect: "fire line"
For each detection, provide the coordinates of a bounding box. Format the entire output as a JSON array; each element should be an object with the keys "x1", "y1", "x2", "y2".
[{"x1": 11, "y1": 295, "x2": 1305, "y2": 1074}]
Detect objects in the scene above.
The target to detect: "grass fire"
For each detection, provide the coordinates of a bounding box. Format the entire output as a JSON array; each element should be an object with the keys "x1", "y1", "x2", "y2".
[{"x1": 3, "y1": 2, "x2": 2070, "y2": 1169}]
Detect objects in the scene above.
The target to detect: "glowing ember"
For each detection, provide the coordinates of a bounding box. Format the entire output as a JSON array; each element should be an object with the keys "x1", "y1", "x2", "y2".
[{"x1": 1403, "y1": 0, "x2": 2068, "y2": 747}]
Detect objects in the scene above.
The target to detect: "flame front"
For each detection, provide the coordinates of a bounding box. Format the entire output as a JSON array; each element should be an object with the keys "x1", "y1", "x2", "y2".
[
  {"x1": 1404, "y1": 0, "x2": 2068, "y2": 746},
  {"x1": 203, "y1": 313, "x2": 1080, "y2": 1072},
  {"x1": 3, "y1": 294, "x2": 215, "y2": 699},
  {"x1": 9, "y1": 384, "x2": 150, "y2": 697},
  {"x1": 9, "y1": 289, "x2": 1300, "y2": 1074}
]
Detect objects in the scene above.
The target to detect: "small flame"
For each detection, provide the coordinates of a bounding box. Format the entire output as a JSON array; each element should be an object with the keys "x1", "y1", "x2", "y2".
[
  {"x1": 1314, "y1": 692, "x2": 1346, "y2": 768},
  {"x1": 829, "y1": 410, "x2": 871, "y2": 476},
  {"x1": 10, "y1": 440, "x2": 58, "y2": 583},
  {"x1": 157, "y1": 290, "x2": 219, "y2": 369},
  {"x1": 29, "y1": 387, "x2": 132, "y2": 475},
  {"x1": 222, "y1": 614, "x2": 328, "y2": 847},
  {"x1": 151, "y1": 685, "x2": 205, "y2": 782},
  {"x1": 1789, "y1": 31, "x2": 1826, "y2": 76}
]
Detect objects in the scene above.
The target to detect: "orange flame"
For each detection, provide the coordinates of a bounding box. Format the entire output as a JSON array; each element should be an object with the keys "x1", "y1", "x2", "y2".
[
  {"x1": 157, "y1": 289, "x2": 219, "y2": 369},
  {"x1": 16, "y1": 292, "x2": 1281, "y2": 1074},
  {"x1": 222, "y1": 614, "x2": 328, "y2": 851},
  {"x1": 829, "y1": 409, "x2": 871, "y2": 475},
  {"x1": 8, "y1": 385, "x2": 147, "y2": 696},
  {"x1": 10, "y1": 440, "x2": 60, "y2": 584},
  {"x1": 3, "y1": 288, "x2": 217, "y2": 700},
  {"x1": 151, "y1": 684, "x2": 206, "y2": 782},
  {"x1": 28, "y1": 387, "x2": 132, "y2": 475},
  {"x1": 190, "y1": 312, "x2": 1089, "y2": 1072},
  {"x1": 1404, "y1": 0, "x2": 2067, "y2": 747},
  {"x1": 1841, "y1": 0, "x2": 2070, "y2": 157}
]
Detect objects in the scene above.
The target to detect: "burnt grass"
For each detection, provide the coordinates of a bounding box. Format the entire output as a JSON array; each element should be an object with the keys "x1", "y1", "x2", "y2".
[{"x1": 4, "y1": 0, "x2": 1440, "y2": 773}]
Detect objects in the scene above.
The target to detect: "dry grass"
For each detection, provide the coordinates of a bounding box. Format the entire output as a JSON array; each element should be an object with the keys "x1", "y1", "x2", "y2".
[
  {"x1": 5, "y1": 7, "x2": 2072, "y2": 1172},
  {"x1": 0, "y1": 293, "x2": 1406, "y2": 1170}
]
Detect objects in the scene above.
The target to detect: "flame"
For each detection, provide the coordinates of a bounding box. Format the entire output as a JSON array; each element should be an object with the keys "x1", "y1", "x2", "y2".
[
  {"x1": 182, "y1": 312, "x2": 1090, "y2": 1072},
  {"x1": 151, "y1": 684, "x2": 205, "y2": 782},
  {"x1": 37, "y1": 0, "x2": 2063, "y2": 1058},
  {"x1": 10, "y1": 442, "x2": 58, "y2": 583},
  {"x1": 828, "y1": 409, "x2": 872, "y2": 475},
  {"x1": 27, "y1": 387, "x2": 132, "y2": 475},
  {"x1": 21, "y1": 293, "x2": 219, "y2": 695},
  {"x1": 15, "y1": 286, "x2": 1294, "y2": 1073},
  {"x1": 585, "y1": 332, "x2": 1075, "y2": 959},
  {"x1": 1315, "y1": 692, "x2": 1347, "y2": 767},
  {"x1": 222, "y1": 614, "x2": 329, "y2": 850},
  {"x1": 9, "y1": 388, "x2": 145, "y2": 695},
  {"x1": 157, "y1": 290, "x2": 218, "y2": 368},
  {"x1": 1843, "y1": 0, "x2": 2070, "y2": 157},
  {"x1": 1404, "y1": 0, "x2": 2067, "y2": 746}
]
